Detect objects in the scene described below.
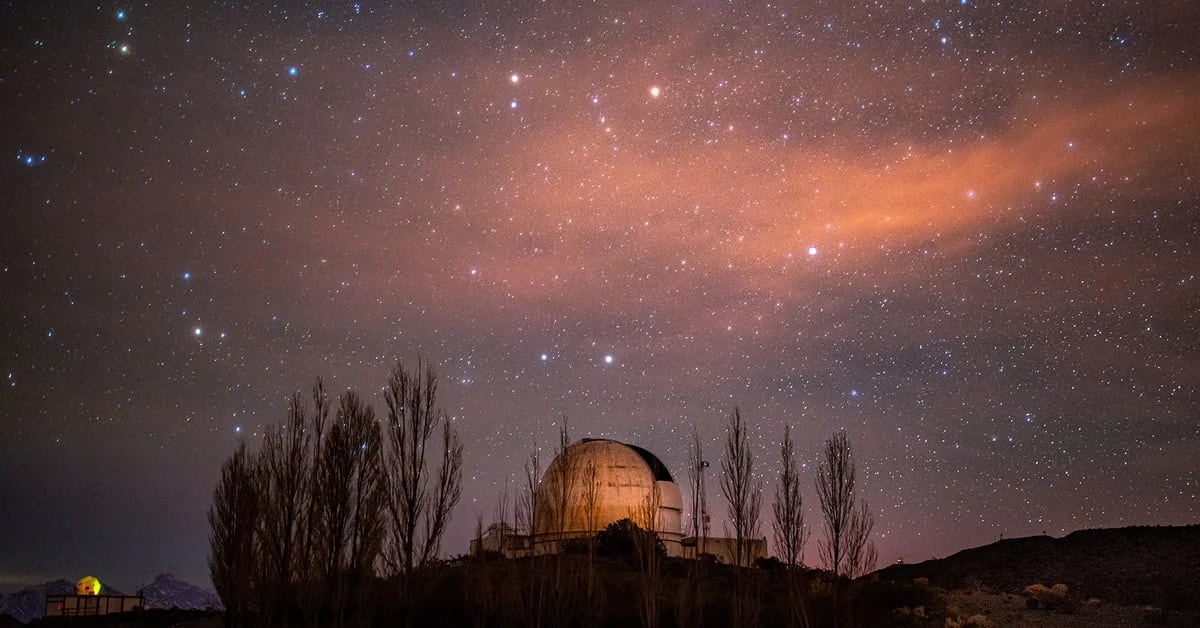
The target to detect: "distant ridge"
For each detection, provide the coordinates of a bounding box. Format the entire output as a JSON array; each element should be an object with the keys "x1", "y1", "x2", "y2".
[
  {"x1": 140, "y1": 573, "x2": 221, "y2": 611},
  {"x1": 0, "y1": 580, "x2": 71, "y2": 624},
  {"x1": 876, "y1": 524, "x2": 1200, "y2": 611},
  {"x1": 0, "y1": 574, "x2": 219, "y2": 624}
]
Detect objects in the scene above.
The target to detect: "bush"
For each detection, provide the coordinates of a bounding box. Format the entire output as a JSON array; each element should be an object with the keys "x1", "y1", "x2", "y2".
[
  {"x1": 755, "y1": 556, "x2": 784, "y2": 571},
  {"x1": 858, "y1": 579, "x2": 941, "y2": 624},
  {"x1": 595, "y1": 518, "x2": 664, "y2": 561},
  {"x1": 1023, "y1": 582, "x2": 1077, "y2": 612},
  {"x1": 559, "y1": 537, "x2": 594, "y2": 555}
]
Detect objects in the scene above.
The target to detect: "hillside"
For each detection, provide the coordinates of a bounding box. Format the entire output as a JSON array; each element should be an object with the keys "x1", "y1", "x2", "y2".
[{"x1": 875, "y1": 524, "x2": 1200, "y2": 611}]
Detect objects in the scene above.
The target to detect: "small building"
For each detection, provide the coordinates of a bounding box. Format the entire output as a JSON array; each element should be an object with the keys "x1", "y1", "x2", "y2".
[
  {"x1": 45, "y1": 576, "x2": 144, "y2": 618},
  {"x1": 681, "y1": 535, "x2": 768, "y2": 566},
  {"x1": 470, "y1": 522, "x2": 532, "y2": 558}
]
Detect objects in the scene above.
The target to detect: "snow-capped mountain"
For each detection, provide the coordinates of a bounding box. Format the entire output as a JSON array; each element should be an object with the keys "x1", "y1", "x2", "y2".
[
  {"x1": 141, "y1": 573, "x2": 221, "y2": 611},
  {"x1": 0, "y1": 579, "x2": 72, "y2": 624}
]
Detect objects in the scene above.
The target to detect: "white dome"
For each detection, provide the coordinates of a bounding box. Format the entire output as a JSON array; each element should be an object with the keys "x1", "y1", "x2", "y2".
[{"x1": 534, "y1": 439, "x2": 682, "y2": 552}]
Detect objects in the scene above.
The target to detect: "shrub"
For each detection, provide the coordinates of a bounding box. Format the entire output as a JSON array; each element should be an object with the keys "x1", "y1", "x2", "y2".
[
  {"x1": 913, "y1": 577, "x2": 930, "y2": 588},
  {"x1": 595, "y1": 518, "x2": 664, "y2": 562},
  {"x1": 559, "y1": 537, "x2": 594, "y2": 555},
  {"x1": 1023, "y1": 582, "x2": 1077, "y2": 612},
  {"x1": 755, "y1": 555, "x2": 784, "y2": 571}
]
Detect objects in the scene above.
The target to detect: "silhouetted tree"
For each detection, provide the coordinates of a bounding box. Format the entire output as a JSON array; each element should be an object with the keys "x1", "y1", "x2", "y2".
[
  {"x1": 260, "y1": 390, "x2": 318, "y2": 621},
  {"x1": 817, "y1": 430, "x2": 875, "y2": 626},
  {"x1": 844, "y1": 501, "x2": 878, "y2": 579},
  {"x1": 633, "y1": 490, "x2": 664, "y2": 628},
  {"x1": 773, "y1": 424, "x2": 810, "y2": 628},
  {"x1": 720, "y1": 407, "x2": 763, "y2": 567},
  {"x1": 208, "y1": 441, "x2": 261, "y2": 628},
  {"x1": 773, "y1": 425, "x2": 808, "y2": 567},
  {"x1": 299, "y1": 380, "x2": 331, "y2": 622},
  {"x1": 721, "y1": 407, "x2": 765, "y2": 628},
  {"x1": 816, "y1": 430, "x2": 855, "y2": 578},
  {"x1": 678, "y1": 426, "x2": 708, "y2": 628},
  {"x1": 383, "y1": 358, "x2": 464, "y2": 575},
  {"x1": 537, "y1": 418, "x2": 581, "y2": 543},
  {"x1": 317, "y1": 390, "x2": 386, "y2": 626}
]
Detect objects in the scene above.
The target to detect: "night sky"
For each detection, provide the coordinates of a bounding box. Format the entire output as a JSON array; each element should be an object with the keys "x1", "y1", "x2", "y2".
[{"x1": 1, "y1": 1, "x2": 1198, "y2": 592}]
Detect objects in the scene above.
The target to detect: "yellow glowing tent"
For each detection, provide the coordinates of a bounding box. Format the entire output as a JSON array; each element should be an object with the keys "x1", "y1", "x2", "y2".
[{"x1": 76, "y1": 576, "x2": 101, "y2": 596}]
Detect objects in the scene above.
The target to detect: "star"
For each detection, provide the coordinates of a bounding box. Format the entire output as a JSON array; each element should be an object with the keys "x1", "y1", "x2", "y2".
[{"x1": 649, "y1": 86, "x2": 661, "y2": 98}]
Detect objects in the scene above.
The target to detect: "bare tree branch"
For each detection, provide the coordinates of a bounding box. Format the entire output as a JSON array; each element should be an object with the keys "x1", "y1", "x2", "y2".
[
  {"x1": 816, "y1": 430, "x2": 855, "y2": 578},
  {"x1": 208, "y1": 441, "x2": 261, "y2": 627},
  {"x1": 383, "y1": 358, "x2": 464, "y2": 577},
  {"x1": 772, "y1": 424, "x2": 809, "y2": 567},
  {"x1": 720, "y1": 407, "x2": 763, "y2": 568}
]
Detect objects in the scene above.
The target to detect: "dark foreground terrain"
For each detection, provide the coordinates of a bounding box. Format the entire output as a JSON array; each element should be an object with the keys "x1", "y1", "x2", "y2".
[
  {"x1": 5, "y1": 525, "x2": 1196, "y2": 626},
  {"x1": 876, "y1": 524, "x2": 1200, "y2": 612}
]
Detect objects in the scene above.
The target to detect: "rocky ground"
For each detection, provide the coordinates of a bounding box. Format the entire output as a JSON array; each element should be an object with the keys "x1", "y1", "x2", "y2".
[{"x1": 934, "y1": 589, "x2": 1199, "y2": 627}]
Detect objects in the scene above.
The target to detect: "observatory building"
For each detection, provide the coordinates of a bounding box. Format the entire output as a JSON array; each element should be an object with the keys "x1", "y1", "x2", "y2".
[
  {"x1": 534, "y1": 438, "x2": 684, "y2": 555},
  {"x1": 471, "y1": 437, "x2": 767, "y2": 565},
  {"x1": 473, "y1": 438, "x2": 684, "y2": 557}
]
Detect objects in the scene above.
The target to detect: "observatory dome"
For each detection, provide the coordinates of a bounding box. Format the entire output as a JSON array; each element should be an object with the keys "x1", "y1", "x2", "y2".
[
  {"x1": 533, "y1": 438, "x2": 682, "y2": 554},
  {"x1": 76, "y1": 576, "x2": 101, "y2": 596}
]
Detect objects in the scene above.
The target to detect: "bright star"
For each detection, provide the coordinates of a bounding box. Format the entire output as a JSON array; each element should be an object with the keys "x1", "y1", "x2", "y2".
[
  {"x1": 510, "y1": 99, "x2": 518, "y2": 109},
  {"x1": 194, "y1": 327, "x2": 202, "y2": 336},
  {"x1": 604, "y1": 354, "x2": 614, "y2": 364},
  {"x1": 649, "y1": 86, "x2": 661, "y2": 98},
  {"x1": 287, "y1": 66, "x2": 298, "y2": 76},
  {"x1": 540, "y1": 353, "x2": 549, "y2": 361},
  {"x1": 183, "y1": 272, "x2": 191, "y2": 280},
  {"x1": 808, "y1": 246, "x2": 818, "y2": 256},
  {"x1": 510, "y1": 73, "x2": 520, "y2": 84},
  {"x1": 116, "y1": 10, "x2": 126, "y2": 20}
]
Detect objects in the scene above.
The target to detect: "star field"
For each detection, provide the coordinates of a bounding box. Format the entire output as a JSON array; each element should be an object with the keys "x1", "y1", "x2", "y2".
[{"x1": 0, "y1": 1, "x2": 1197, "y2": 590}]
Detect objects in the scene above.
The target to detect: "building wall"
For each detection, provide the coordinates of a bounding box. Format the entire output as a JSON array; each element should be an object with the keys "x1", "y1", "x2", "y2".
[
  {"x1": 45, "y1": 595, "x2": 143, "y2": 617},
  {"x1": 681, "y1": 536, "x2": 768, "y2": 567}
]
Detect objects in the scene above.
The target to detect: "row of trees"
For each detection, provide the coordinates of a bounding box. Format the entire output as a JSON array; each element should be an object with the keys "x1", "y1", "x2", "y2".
[
  {"x1": 702, "y1": 407, "x2": 877, "y2": 628},
  {"x1": 207, "y1": 360, "x2": 463, "y2": 627},
  {"x1": 711, "y1": 408, "x2": 878, "y2": 576}
]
